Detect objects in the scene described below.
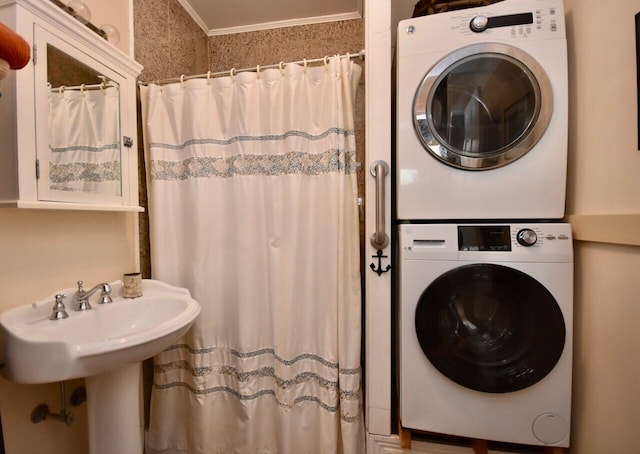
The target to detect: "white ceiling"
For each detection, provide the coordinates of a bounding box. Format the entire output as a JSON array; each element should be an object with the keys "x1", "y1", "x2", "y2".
[{"x1": 177, "y1": 0, "x2": 363, "y2": 36}]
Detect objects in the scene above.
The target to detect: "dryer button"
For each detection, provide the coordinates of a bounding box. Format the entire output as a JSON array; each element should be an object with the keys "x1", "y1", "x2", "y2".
[{"x1": 470, "y1": 15, "x2": 489, "y2": 32}]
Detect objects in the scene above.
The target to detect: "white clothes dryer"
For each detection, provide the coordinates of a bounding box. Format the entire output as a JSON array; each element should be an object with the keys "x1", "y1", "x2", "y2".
[
  {"x1": 396, "y1": 0, "x2": 568, "y2": 220},
  {"x1": 398, "y1": 223, "x2": 573, "y2": 447}
]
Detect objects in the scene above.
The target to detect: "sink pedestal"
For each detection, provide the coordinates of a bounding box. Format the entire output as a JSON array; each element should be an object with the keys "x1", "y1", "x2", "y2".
[{"x1": 86, "y1": 363, "x2": 144, "y2": 454}]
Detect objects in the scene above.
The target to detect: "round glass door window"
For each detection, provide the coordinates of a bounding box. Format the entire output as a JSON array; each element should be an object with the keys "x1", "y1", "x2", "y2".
[
  {"x1": 413, "y1": 43, "x2": 553, "y2": 170},
  {"x1": 415, "y1": 264, "x2": 565, "y2": 393}
]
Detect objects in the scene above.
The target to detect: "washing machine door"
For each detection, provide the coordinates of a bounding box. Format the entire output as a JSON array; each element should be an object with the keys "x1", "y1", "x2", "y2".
[
  {"x1": 413, "y1": 43, "x2": 552, "y2": 170},
  {"x1": 415, "y1": 263, "x2": 565, "y2": 393}
]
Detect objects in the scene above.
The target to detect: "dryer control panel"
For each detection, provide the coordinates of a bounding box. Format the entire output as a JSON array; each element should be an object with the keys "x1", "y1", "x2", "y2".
[
  {"x1": 398, "y1": 0, "x2": 565, "y2": 53},
  {"x1": 454, "y1": 4, "x2": 560, "y2": 39},
  {"x1": 469, "y1": 12, "x2": 534, "y2": 33}
]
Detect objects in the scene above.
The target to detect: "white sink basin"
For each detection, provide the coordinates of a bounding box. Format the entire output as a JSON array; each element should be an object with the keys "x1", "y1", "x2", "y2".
[{"x1": 0, "y1": 279, "x2": 200, "y2": 384}]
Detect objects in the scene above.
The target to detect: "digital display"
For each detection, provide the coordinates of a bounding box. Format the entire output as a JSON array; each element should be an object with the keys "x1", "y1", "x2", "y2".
[
  {"x1": 458, "y1": 226, "x2": 512, "y2": 251},
  {"x1": 487, "y1": 13, "x2": 534, "y2": 28}
]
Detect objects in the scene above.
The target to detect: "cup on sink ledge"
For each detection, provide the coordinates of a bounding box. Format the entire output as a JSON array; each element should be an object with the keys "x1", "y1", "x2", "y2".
[{"x1": 122, "y1": 272, "x2": 142, "y2": 298}]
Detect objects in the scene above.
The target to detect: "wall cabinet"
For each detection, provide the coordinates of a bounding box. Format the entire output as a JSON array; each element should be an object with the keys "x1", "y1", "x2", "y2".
[{"x1": 0, "y1": 0, "x2": 143, "y2": 211}]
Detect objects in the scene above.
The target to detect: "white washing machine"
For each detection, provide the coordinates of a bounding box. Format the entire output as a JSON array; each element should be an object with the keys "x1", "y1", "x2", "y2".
[
  {"x1": 398, "y1": 223, "x2": 573, "y2": 447},
  {"x1": 396, "y1": 0, "x2": 568, "y2": 220}
]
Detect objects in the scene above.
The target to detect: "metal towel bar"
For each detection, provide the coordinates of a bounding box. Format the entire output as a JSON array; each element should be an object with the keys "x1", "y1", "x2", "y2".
[{"x1": 370, "y1": 160, "x2": 389, "y2": 250}]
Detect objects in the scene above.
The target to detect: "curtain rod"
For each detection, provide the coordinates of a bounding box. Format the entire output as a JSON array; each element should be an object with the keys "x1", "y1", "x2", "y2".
[
  {"x1": 49, "y1": 76, "x2": 117, "y2": 93},
  {"x1": 49, "y1": 82, "x2": 118, "y2": 93},
  {"x1": 138, "y1": 49, "x2": 365, "y2": 87}
]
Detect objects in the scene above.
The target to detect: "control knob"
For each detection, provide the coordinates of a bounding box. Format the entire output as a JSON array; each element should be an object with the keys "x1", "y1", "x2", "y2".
[
  {"x1": 517, "y1": 228, "x2": 538, "y2": 247},
  {"x1": 470, "y1": 15, "x2": 489, "y2": 32}
]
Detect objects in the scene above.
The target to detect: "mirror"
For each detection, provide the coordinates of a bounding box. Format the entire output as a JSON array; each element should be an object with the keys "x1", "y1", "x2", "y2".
[{"x1": 45, "y1": 44, "x2": 122, "y2": 197}]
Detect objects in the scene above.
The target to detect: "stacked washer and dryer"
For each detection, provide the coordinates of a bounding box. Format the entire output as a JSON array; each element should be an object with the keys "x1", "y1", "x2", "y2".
[{"x1": 395, "y1": 0, "x2": 573, "y2": 448}]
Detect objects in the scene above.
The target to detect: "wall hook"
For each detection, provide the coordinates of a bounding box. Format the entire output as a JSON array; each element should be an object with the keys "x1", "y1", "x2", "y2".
[{"x1": 370, "y1": 249, "x2": 391, "y2": 276}]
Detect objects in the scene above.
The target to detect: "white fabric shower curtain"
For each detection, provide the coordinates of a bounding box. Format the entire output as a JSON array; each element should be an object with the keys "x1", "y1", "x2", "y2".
[
  {"x1": 48, "y1": 86, "x2": 121, "y2": 195},
  {"x1": 142, "y1": 56, "x2": 364, "y2": 454}
]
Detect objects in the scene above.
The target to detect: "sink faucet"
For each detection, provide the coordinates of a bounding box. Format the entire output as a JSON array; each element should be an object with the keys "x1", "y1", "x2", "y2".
[{"x1": 73, "y1": 281, "x2": 112, "y2": 311}]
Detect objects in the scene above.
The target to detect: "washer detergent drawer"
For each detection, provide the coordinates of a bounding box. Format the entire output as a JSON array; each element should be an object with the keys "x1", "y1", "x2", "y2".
[{"x1": 398, "y1": 224, "x2": 459, "y2": 260}]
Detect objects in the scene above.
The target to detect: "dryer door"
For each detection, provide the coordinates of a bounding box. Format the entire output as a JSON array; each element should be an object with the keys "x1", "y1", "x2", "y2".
[
  {"x1": 413, "y1": 43, "x2": 552, "y2": 170},
  {"x1": 415, "y1": 263, "x2": 565, "y2": 393}
]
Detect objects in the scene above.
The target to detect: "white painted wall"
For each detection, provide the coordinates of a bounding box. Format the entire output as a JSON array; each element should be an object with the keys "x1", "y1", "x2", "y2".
[
  {"x1": 571, "y1": 242, "x2": 640, "y2": 453},
  {"x1": 364, "y1": 0, "x2": 393, "y2": 437},
  {"x1": 565, "y1": 0, "x2": 640, "y2": 215},
  {"x1": 564, "y1": 0, "x2": 640, "y2": 452},
  {"x1": 84, "y1": 0, "x2": 132, "y2": 56},
  {"x1": 0, "y1": 3, "x2": 137, "y2": 453},
  {"x1": 0, "y1": 213, "x2": 139, "y2": 454}
]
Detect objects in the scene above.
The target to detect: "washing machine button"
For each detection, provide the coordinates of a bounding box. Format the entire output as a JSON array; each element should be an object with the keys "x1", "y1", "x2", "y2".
[
  {"x1": 517, "y1": 228, "x2": 538, "y2": 247},
  {"x1": 470, "y1": 15, "x2": 489, "y2": 32}
]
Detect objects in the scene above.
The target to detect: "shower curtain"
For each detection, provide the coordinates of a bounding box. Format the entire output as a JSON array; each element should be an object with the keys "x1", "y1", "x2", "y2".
[
  {"x1": 48, "y1": 86, "x2": 121, "y2": 195},
  {"x1": 141, "y1": 56, "x2": 364, "y2": 454}
]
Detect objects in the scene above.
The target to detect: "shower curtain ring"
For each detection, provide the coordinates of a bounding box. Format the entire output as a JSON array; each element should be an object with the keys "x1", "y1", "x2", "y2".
[
  {"x1": 256, "y1": 65, "x2": 261, "y2": 78},
  {"x1": 324, "y1": 55, "x2": 329, "y2": 67},
  {"x1": 230, "y1": 68, "x2": 236, "y2": 79},
  {"x1": 58, "y1": 86, "x2": 65, "y2": 94},
  {"x1": 180, "y1": 75, "x2": 186, "y2": 87},
  {"x1": 80, "y1": 84, "x2": 86, "y2": 93},
  {"x1": 303, "y1": 59, "x2": 307, "y2": 71},
  {"x1": 279, "y1": 61, "x2": 285, "y2": 74},
  {"x1": 206, "y1": 71, "x2": 212, "y2": 84}
]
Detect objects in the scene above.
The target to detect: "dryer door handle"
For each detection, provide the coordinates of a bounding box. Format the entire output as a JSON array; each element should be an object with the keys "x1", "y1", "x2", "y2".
[{"x1": 370, "y1": 160, "x2": 389, "y2": 250}]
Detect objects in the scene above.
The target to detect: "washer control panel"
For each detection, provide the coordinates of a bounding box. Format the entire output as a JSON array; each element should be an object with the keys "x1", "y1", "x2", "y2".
[
  {"x1": 517, "y1": 228, "x2": 538, "y2": 247},
  {"x1": 399, "y1": 224, "x2": 572, "y2": 261},
  {"x1": 457, "y1": 224, "x2": 571, "y2": 251}
]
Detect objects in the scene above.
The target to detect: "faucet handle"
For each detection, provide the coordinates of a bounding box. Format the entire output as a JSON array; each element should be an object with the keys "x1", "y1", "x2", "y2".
[
  {"x1": 73, "y1": 280, "x2": 92, "y2": 311},
  {"x1": 50, "y1": 294, "x2": 69, "y2": 320},
  {"x1": 53, "y1": 294, "x2": 66, "y2": 308}
]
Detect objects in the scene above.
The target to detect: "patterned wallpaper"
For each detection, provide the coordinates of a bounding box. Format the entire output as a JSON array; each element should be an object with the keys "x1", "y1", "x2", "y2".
[
  {"x1": 208, "y1": 20, "x2": 364, "y2": 70},
  {"x1": 134, "y1": 0, "x2": 208, "y2": 83}
]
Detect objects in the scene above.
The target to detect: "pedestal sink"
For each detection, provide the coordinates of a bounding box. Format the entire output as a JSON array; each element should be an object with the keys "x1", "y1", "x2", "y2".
[{"x1": 0, "y1": 279, "x2": 200, "y2": 454}]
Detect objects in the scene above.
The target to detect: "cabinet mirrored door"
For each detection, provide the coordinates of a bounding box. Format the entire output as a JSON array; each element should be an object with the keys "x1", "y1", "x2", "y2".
[{"x1": 34, "y1": 24, "x2": 130, "y2": 205}]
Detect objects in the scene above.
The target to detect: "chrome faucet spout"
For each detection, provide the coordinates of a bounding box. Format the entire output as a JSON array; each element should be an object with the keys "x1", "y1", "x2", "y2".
[
  {"x1": 97, "y1": 283, "x2": 113, "y2": 304},
  {"x1": 73, "y1": 281, "x2": 112, "y2": 311}
]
